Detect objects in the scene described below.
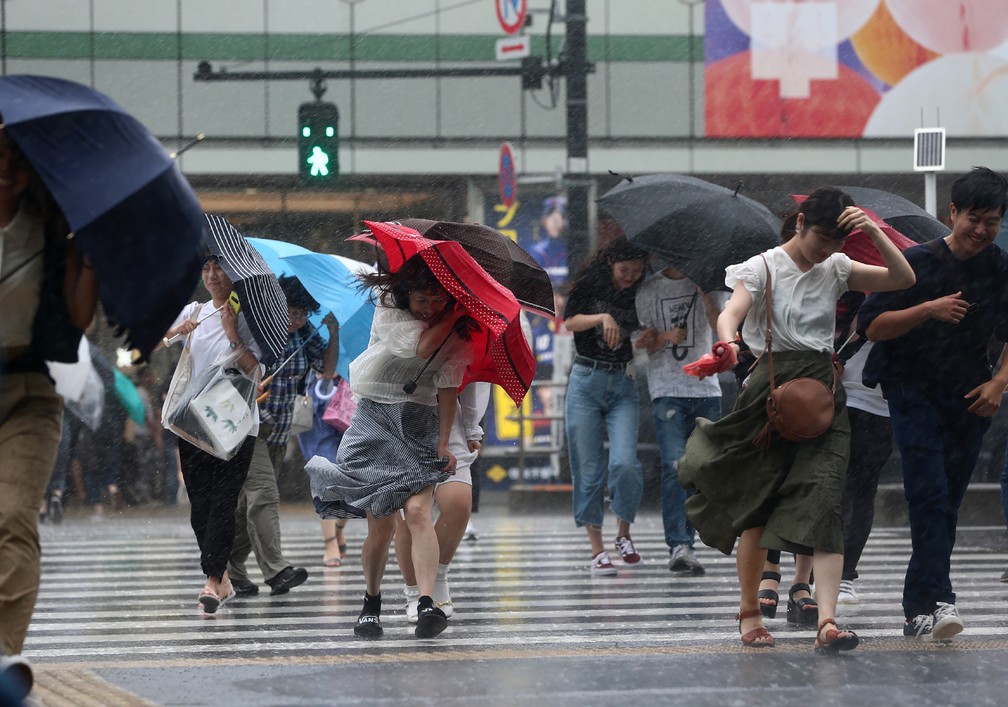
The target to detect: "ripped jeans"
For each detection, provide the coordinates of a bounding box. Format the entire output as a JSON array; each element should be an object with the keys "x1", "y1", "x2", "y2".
[{"x1": 651, "y1": 396, "x2": 722, "y2": 549}]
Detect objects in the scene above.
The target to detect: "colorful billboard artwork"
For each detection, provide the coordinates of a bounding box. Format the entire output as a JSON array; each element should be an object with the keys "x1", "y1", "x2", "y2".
[{"x1": 705, "y1": 0, "x2": 1008, "y2": 138}]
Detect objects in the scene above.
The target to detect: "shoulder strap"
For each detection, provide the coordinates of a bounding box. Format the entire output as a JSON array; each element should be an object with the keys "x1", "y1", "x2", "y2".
[{"x1": 760, "y1": 255, "x2": 776, "y2": 390}]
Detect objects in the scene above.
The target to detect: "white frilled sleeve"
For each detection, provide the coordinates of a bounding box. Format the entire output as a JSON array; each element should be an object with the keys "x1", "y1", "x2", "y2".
[
  {"x1": 459, "y1": 382, "x2": 491, "y2": 441},
  {"x1": 724, "y1": 253, "x2": 767, "y2": 300},
  {"x1": 375, "y1": 305, "x2": 426, "y2": 359}
]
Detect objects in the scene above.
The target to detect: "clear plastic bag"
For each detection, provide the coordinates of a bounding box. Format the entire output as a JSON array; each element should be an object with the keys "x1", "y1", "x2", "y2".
[{"x1": 165, "y1": 349, "x2": 259, "y2": 460}]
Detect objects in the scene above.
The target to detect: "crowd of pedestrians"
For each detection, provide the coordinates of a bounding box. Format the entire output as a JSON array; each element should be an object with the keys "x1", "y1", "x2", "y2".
[{"x1": 6, "y1": 154, "x2": 1008, "y2": 700}]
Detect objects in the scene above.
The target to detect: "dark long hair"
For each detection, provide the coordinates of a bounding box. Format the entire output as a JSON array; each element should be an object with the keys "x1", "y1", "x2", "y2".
[
  {"x1": 801, "y1": 187, "x2": 855, "y2": 240},
  {"x1": 571, "y1": 236, "x2": 650, "y2": 292},
  {"x1": 359, "y1": 254, "x2": 452, "y2": 310}
]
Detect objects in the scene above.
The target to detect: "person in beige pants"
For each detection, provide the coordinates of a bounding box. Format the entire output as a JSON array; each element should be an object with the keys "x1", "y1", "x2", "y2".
[{"x1": 0, "y1": 129, "x2": 97, "y2": 699}]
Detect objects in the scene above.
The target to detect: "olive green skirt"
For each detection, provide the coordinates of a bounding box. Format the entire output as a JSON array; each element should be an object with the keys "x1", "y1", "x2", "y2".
[{"x1": 678, "y1": 350, "x2": 849, "y2": 556}]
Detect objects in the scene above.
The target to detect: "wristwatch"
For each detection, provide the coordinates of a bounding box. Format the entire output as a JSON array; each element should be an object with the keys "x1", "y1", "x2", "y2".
[{"x1": 229, "y1": 339, "x2": 242, "y2": 350}]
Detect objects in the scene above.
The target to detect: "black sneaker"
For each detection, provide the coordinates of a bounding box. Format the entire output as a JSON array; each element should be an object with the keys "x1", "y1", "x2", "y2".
[
  {"x1": 232, "y1": 578, "x2": 259, "y2": 597},
  {"x1": 415, "y1": 605, "x2": 448, "y2": 639},
  {"x1": 266, "y1": 566, "x2": 309, "y2": 595},
  {"x1": 903, "y1": 613, "x2": 933, "y2": 640},
  {"x1": 355, "y1": 611, "x2": 383, "y2": 638}
]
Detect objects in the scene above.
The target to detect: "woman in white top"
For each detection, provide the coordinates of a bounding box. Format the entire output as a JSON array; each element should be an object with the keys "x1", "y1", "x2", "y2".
[
  {"x1": 162, "y1": 255, "x2": 263, "y2": 614},
  {"x1": 305, "y1": 256, "x2": 474, "y2": 640},
  {"x1": 679, "y1": 188, "x2": 915, "y2": 653}
]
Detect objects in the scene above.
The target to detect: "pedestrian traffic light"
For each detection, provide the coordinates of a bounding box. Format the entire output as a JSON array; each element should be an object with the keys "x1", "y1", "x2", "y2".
[{"x1": 298, "y1": 101, "x2": 339, "y2": 184}]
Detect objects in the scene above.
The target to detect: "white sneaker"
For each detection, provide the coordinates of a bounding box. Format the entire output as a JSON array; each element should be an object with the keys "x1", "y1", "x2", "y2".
[
  {"x1": 837, "y1": 579, "x2": 859, "y2": 605},
  {"x1": 0, "y1": 654, "x2": 33, "y2": 701},
  {"x1": 404, "y1": 585, "x2": 419, "y2": 623},
  {"x1": 433, "y1": 579, "x2": 454, "y2": 618},
  {"x1": 462, "y1": 521, "x2": 478, "y2": 542},
  {"x1": 930, "y1": 602, "x2": 963, "y2": 641},
  {"x1": 668, "y1": 544, "x2": 705, "y2": 575},
  {"x1": 590, "y1": 551, "x2": 618, "y2": 576}
]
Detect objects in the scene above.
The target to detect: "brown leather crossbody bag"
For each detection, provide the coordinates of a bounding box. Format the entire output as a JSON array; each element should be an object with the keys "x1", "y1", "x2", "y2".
[{"x1": 755, "y1": 255, "x2": 837, "y2": 447}]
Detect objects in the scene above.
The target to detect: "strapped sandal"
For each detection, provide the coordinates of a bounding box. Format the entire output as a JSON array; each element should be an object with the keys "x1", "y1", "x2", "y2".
[
  {"x1": 758, "y1": 571, "x2": 781, "y2": 619},
  {"x1": 814, "y1": 618, "x2": 859, "y2": 654},
  {"x1": 736, "y1": 608, "x2": 775, "y2": 648},
  {"x1": 787, "y1": 582, "x2": 819, "y2": 627}
]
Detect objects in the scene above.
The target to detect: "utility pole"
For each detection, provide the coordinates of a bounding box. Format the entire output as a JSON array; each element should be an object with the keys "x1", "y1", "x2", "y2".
[{"x1": 564, "y1": 0, "x2": 590, "y2": 277}]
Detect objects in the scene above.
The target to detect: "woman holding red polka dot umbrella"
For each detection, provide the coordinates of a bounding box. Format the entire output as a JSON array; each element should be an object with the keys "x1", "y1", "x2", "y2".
[{"x1": 304, "y1": 220, "x2": 533, "y2": 641}]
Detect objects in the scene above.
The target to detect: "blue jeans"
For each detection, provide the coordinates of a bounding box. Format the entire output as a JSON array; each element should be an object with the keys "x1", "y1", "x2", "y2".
[
  {"x1": 652, "y1": 396, "x2": 721, "y2": 548},
  {"x1": 565, "y1": 364, "x2": 643, "y2": 528},
  {"x1": 885, "y1": 383, "x2": 990, "y2": 619}
]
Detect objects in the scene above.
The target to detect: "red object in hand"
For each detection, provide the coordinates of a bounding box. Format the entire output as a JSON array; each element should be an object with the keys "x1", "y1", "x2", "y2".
[{"x1": 683, "y1": 341, "x2": 738, "y2": 380}]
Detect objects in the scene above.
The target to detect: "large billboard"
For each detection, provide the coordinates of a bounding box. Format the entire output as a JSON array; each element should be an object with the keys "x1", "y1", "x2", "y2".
[{"x1": 705, "y1": 0, "x2": 1008, "y2": 138}]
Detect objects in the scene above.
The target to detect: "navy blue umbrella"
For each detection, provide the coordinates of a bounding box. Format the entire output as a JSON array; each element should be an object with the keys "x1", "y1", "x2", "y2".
[{"x1": 0, "y1": 74, "x2": 204, "y2": 356}]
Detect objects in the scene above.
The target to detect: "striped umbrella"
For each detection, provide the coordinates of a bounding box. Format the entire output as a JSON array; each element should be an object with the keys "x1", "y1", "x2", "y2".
[{"x1": 203, "y1": 214, "x2": 288, "y2": 365}]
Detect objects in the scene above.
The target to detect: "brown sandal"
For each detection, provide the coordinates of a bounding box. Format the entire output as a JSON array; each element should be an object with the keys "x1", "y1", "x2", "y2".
[
  {"x1": 814, "y1": 618, "x2": 859, "y2": 654},
  {"x1": 736, "y1": 608, "x2": 775, "y2": 648}
]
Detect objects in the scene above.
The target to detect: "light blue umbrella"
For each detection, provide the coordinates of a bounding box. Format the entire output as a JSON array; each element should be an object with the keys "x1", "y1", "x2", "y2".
[{"x1": 246, "y1": 238, "x2": 375, "y2": 381}]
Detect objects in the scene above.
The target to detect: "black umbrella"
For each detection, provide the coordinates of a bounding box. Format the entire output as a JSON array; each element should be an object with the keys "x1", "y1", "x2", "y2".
[
  {"x1": 598, "y1": 174, "x2": 781, "y2": 293},
  {"x1": 0, "y1": 74, "x2": 204, "y2": 356},
  {"x1": 203, "y1": 214, "x2": 289, "y2": 366},
  {"x1": 835, "y1": 186, "x2": 949, "y2": 244},
  {"x1": 396, "y1": 218, "x2": 556, "y2": 318}
]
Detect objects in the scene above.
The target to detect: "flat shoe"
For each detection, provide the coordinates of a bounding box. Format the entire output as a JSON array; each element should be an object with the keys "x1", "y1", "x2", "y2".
[{"x1": 198, "y1": 588, "x2": 221, "y2": 614}]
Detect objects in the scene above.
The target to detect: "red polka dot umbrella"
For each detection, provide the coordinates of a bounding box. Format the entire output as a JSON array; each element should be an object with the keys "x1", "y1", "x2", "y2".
[{"x1": 359, "y1": 220, "x2": 535, "y2": 406}]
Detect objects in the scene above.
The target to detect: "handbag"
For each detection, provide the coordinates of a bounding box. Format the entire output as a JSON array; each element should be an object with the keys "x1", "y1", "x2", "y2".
[
  {"x1": 288, "y1": 392, "x2": 314, "y2": 437},
  {"x1": 322, "y1": 377, "x2": 357, "y2": 433},
  {"x1": 165, "y1": 336, "x2": 260, "y2": 460},
  {"x1": 754, "y1": 255, "x2": 837, "y2": 447}
]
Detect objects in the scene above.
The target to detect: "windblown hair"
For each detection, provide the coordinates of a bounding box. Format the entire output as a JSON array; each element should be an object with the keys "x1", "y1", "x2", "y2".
[
  {"x1": 359, "y1": 255, "x2": 451, "y2": 311},
  {"x1": 571, "y1": 236, "x2": 650, "y2": 290},
  {"x1": 800, "y1": 187, "x2": 855, "y2": 240}
]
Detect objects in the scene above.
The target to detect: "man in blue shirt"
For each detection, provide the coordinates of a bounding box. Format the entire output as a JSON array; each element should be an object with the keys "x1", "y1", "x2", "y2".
[{"x1": 858, "y1": 167, "x2": 1008, "y2": 642}]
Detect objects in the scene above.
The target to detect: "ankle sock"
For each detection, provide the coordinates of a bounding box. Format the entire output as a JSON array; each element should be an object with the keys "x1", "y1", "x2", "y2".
[
  {"x1": 436, "y1": 563, "x2": 449, "y2": 582},
  {"x1": 417, "y1": 595, "x2": 434, "y2": 612},
  {"x1": 362, "y1": 591, "x2": 382, "y2": 615}
]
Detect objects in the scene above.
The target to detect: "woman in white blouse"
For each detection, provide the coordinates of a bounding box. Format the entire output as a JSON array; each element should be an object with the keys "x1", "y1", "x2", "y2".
[{"x1": 678, "y1": 188, "x2": 914, "y2": 653}]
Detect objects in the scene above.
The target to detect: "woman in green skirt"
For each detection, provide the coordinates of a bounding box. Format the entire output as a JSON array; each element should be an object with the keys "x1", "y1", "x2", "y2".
[{"x1": 679, "y1": 188, "x2": 915, "y2": 652}]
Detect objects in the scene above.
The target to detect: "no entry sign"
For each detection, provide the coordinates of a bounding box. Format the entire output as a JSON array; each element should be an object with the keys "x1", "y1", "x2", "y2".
[{"x1": 495, "y1": 0, "x2": 528, "y2": 36}]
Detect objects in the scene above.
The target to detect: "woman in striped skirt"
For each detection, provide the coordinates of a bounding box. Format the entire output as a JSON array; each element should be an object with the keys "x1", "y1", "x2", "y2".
[{"x1": 305, "y1": 256, "x2": 475, "y2": 640}]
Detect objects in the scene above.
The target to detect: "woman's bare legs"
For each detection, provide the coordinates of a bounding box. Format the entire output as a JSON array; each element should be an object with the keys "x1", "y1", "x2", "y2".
[{"x1": 737, "y1": 527, "x2": 771, "y2": 642}]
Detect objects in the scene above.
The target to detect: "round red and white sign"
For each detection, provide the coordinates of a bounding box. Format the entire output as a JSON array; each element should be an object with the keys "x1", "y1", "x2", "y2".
[{"x1": 495, "y1": 0, "x2": 528, "y2": 36}]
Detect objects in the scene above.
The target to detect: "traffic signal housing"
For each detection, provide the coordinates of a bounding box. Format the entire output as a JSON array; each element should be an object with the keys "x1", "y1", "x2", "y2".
[{"x1": 298, "y1": 101, "x2": 339, "y2": 184}]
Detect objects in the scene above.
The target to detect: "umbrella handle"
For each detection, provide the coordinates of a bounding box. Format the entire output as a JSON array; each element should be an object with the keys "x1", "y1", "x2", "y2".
[
  {"x1": 403, "y1": 331, "x2": 454, "y2": 394},
  {"x1": 164, "y1": 304, "x2": 224, "y2": 345}
]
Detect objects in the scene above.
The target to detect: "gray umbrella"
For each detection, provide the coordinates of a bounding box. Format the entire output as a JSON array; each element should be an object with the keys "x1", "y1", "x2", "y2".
[
  {"x1": 835, "y1": 186, "x2": 949, "y2": 244},
  {"x1": 598, "y1": 173, "x2": 781, "y2": 293}
]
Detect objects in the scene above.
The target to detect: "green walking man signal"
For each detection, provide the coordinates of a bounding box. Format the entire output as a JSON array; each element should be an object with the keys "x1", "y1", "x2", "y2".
[{"x1": 298, "y1": 101, "x2": 339, "y2": 183}]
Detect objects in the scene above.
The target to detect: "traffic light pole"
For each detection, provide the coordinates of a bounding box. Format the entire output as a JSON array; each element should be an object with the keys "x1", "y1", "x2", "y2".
[
  {"x1": 195, "y1": 6, "x2": 595, "y2": 274},
  {"x1": 564, "y1": 0, "x2": 590, "y2": 278}
]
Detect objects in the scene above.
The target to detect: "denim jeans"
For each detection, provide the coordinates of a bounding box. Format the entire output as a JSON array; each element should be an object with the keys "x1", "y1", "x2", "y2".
[
  {"x1": 652, "y1": 396, "x2": 721, "y2": 548},
  {"x1": 565, "y1": 363, "x2": 643, "y2": 528},
  {"x1": 885, "y1": 383, "x2": 990, "y2": 619}
]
